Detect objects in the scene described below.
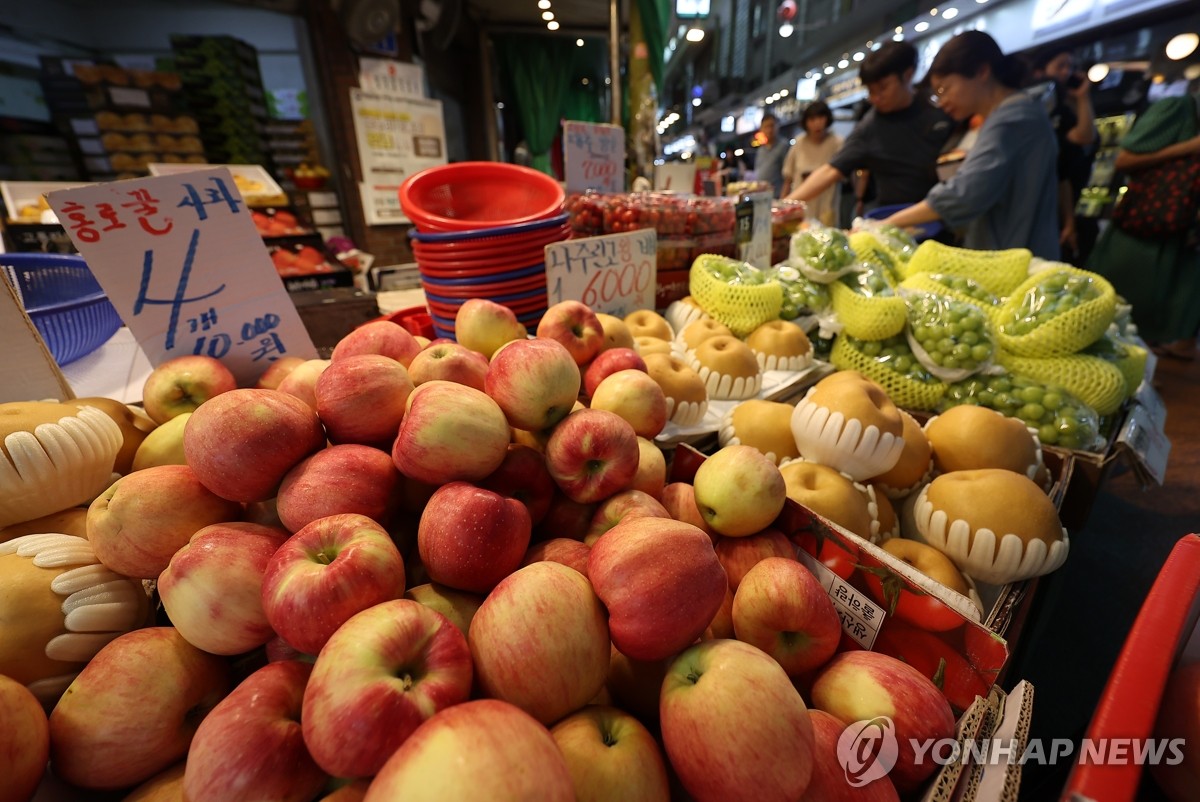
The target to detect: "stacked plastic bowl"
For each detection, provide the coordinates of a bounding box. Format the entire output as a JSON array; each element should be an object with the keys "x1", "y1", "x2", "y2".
[{"x1": 399, "y1": 162, "x2": 570, "y2": 340}]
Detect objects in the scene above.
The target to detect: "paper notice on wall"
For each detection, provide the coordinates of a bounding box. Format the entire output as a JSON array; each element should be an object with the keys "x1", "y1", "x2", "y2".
[
  {"x1": 563, "y1": 121, "x2": 625, "y2": 194},
  {"x1": 359, "y1": 58, "x2": 425, "y2": 98},
  {"x1": 359, "y1": 182, "x2": 406, "y2": 226},
  {"x1": 46, "y1": 168, "x2": 317, "y2": 386},
  {"x1": 350, "y1": 89, "x2": 446, "y2": 225}
]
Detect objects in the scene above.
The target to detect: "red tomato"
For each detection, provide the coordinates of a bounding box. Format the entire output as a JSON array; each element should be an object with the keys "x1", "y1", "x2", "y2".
[
  {"x1": 858, "y1": 551, "x2": 967, "y2": 632},
  {"x1": 873, "y1": 619, "x2": 992, "y2": 713},
  {"x1": 791, "y1": 529, "x2": 859, "y2": 581}
]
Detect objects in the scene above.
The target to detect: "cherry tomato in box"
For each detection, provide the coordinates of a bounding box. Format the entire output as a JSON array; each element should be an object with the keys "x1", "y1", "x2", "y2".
[{"x1": 858, "y1": 550, "x2": 968, "y2": 633}]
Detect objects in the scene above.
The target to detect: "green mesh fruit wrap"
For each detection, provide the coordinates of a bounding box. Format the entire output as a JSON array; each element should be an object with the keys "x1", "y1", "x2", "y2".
[
  {"x1": 830, "y1": 334, "x2": 947, "y2": 411},
  {"x1": 848, "y1": 231, "x2": 904, "y2": 285},
  {"x1": 995, "y1": 266, "x2": 1117, "y2": 358},
  {"x1": 996, "y1": 351, "x2": 1128, "y2": 417},
  {"x1": 829, "y1": 265, "x2": 907, "y2": 341},
  {"x1": 940, "y1": 372, "x2": 1103, "y2": 451},
  {"x1": 900, "y1": 272, "x2": 1005, "y2": 326},
  {"x1": 1083, "y1": 330, "x2": 1148, "y2": 399},
  {"x1": 768, "y1": 264, "x2": 832, "y2": 320},
  {"x1": 689, "y1": 254, "x2": 783, "y2": 337},
  {"x1": 902, "y1": 240, "x2": 1031, "y2": 296}
]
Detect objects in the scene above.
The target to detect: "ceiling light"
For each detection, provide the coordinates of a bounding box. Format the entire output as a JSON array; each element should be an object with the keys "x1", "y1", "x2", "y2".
[
  {"x1": 896, "y1": 26, "x2": 903, "y2": 33},
  {"x1": 1185, "y1": 64, "x2": 1200, "y2": 80},
  {"x1": 542, "y1": 10, "x2": 554, "y2": 20},
  {"x1": 734, "y1": 148, "x2": 745, "y2": 156},
  {"x1": 496, "y1": 102, "x2": 505, "y2": 109},
  {"x1": 780, "y1": 89, "x2": 789, "y2": 96},
  {"x1": 893, "y1": 33, "x2": 904, "y2": 41},
  {"x1": 547, "y1": 20, "x2": 559, "y2": 30},
  {"x1": 681, "y1": 152, "x2": 691, "y2": 159},
  {"x1": 692, "y1": 97, "x2": 701, "y2": 106},
  {"x1": 765, "y1": 96, "x2": 774, "y2": 103},
  {"x1": 1087, "y1": 63, "x2": 1109, "y2": 82},
  {"x1": 538, "y1": 0, "x2": 550, "y2": 7},
  {"x1": 789, "y1": 138, "x2": 796, "y2": 145},
  {"x1": 720, "y1": 151, "x2": 727, "y2": 158},
  {"x1": 824, "y1": 65, "x2": 835, "y2": 74},
  {"x1": 930, "y1": 7, "x2": 938, "y2": 15},
  {"x1": 838, "y1": 59, "x2": 849, "y2": 69},
  {"x1": 779, "y1": 22, "x2": 794, "y2": 37},
  {"x1": 576, "y1": 38, "x2": 584, "y2": 46},
  {"x1": 605, "y1": 77, "x2": 611, "y2": 85},
  {"x1": 942, "y1": 7, "x2": 958, "y2": 18},
  {"x1": 685, "y1": 28, "x2": 705, "y2": 42},
  {"x1": 582, "y1": 78, "x2": 589, "y2": 85},
  {"x1": 976, "y1": 0, "x2": 988, "y2": 3},
  {"x1": 853, "y1": 52, "x2": 865, "y2": 61},
  {"x1": 1165, "y1": 32, "x2": 1199, "y2": 61},
  {"x1": 915, "y1": 21, "x2": 930, "y2": 31}
]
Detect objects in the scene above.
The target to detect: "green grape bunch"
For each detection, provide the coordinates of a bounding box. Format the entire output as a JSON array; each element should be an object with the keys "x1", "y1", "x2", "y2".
[
  {"x1": 841, "y1": 264, "x2": 895, "y2": 298},
  {"x1": 791, "y1": 227, "x2": 856, "y2": 274},
  {"x1": 877, "y1": 224, "x2": 918, "y2": 260},
  {"x1": 926, "y1": 273, "x2": 1000, "y2": 308},
  {"x1": 770, "y1": 265, "x2": 831, "y2": 319},
  {"x1": 906, "y1": 293, "x2": 994, "y2": 373},
  {"x1": 696, "y1": 254, "x2": 769, "y2": 286},
  {"x1": 941, "y1": 372, "x2": 1100, "y2": 450},
  {"x1": 847, "y1": 334, "x2": 940, "y2": 385},
  {"x1": 1001, "y1": 270, "x2": 1102, "y2": 337}
]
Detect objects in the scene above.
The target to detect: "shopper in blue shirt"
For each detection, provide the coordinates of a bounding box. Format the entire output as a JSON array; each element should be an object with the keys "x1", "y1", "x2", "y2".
[
  {"x1": 885, "y1": 31, "x2": 1060, "y2": 259},
  {"x1": 753, "y1": 113, "x2": 790, "y2": 198}
]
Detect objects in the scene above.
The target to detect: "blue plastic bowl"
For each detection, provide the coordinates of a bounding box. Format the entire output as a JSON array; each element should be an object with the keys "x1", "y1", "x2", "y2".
[
  {"x1": 408, "y1": 213, "x2": 570, "y2": 244},
  {"x1": 1, "y1": 253, "x2": 123, "y2": 365}
]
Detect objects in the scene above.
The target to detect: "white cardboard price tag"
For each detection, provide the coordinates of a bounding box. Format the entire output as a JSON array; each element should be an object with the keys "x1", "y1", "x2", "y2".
[
  {"x1": 544, "y1": 229, "x2": 657, "y2": 318},
  {"x1": 47, "y1": 168, "x2": 317, "y2": 387},
  {"x1": 1117, "y1": 403, "x2": 1170, "y2": 486},
  {"x1": 796, "y1": 548, "x2": 884, "y2": 649},
  {"x1": 563, "y1": 121, "x2": 625, "y2": 194}
]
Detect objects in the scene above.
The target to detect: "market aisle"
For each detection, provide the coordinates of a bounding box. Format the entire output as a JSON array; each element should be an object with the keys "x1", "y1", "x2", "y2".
[{"x1": 1008, "y1": 347, "x2": 1200, "y2": 800}]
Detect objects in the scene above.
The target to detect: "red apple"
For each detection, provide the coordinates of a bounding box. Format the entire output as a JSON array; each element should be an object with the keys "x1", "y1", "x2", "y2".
[
  {"x1": 714, "y1": 528, "x2": 796, "y2": 591},
  {"x1": 261, "y1": 513, "x2": 407, "y2": 655},
  {"x1": 302, "y1": 599, "x2": 473, "y2": 778},
  {"x1": 588, "y1": 517, "x2": 727, "y2": 661},
  {"x1": 276, "y1": 444, "x2": 401, "y2": 533},
  {"x1": 607, "y1": 645, "x2": 670, "y2": 728},
  {"x1": 184, "y1": 388, "x2": 326, "y2": 503},
  {"x1": 277, "y1": 359, "x2": 331, "y2": 411},
  {"x1": 404, "y1": 582, "x2": 484, "y2": 638},
  {"x1": 630, "y1": 437, "x2": 667, "y2": 499},
  {"x1": 537, "y1": 300, "x2": 605, "y2": 365},
  {"x1": 48, "y1": 627, "x2": 231, "y2": 790},
  {"x1": 661, "y1": 482, "x2": 718, "y2": 542},
  {"x1": 584, "y1": 489, "x2": 670, "y2": 546},
  {"x1": 87, "y1": 464, "x2": 242, "y2": 579},
  {"x1": 522, "y1": 537, "x2": 591, "y2": 577},
  {"x1": 661, "y1": 639, "x2": 816, "y2": 802},
  {"x1": 454, "y1": 298, "x2": 528, "y2": 359},
  {"x1": 315, "y1": 354, "x2": 414, "y2": 446},
  {"x1": 811, "y1": 651, "x2": 956, "y2": 792},
  {"x1": 406, "y1": 342, "x2": 489, "y2": 390},
  {"x1": 485, "y1": 338, "x2": 581, "y2": 431},
  {"x1": 534, "y1": 492, "x2": 597, "y2": 542},
  {"x1": 391, "y1": 381, "x2": 511, "y2": 485},
  {"x1": 142, "y1": 355, "x2": 237, "y2": 425},
  {"x1": 551, "y1": 705, "x2": 671, "y2": 802},
  {"x1": 469, "y1": 561, "x2": 610, "y2": 724},
  {"x1": 122, "y1": 762, "x2": 186, "y2": 802},
  {"x1": 364, "y1": 699, "x2": 574, "y2": 800},
  {"x1": 1151, "y1": 661, "x2": 1200, "y2": 801},
  {"x1": 0, "y1": 673, "x2": 48, "y2": 802},
  {"x1": 803, "y1": 709, "x2": 901, "y2": 802},
  {"x1": 331, "y1": 320, "x2": 421, "y2": 367},
  {"x1": 184, "y1": 661, "x2": 327, "y2": 802},
  {"x1": 732, "y1": 557, "x2": 841, "y2": 676},
  {"x1": 692, "y1": 445, "x2": 787, "y2": 537},
  {"x1": 255, "y1": 355, "x2": 306, "y2": 390},
  {"x1": 158, "y1": 522, "x2": 289, "y2": 656},
  {"x1": 703, "y1": 584, "x2": 736, "y2": 640},
  {"x1": 590, "y1": 369, "x2": 669, "y2": 439},
  {"x1": 417, "y1": 481, "x2": 531, "y2": 593},
  {"x1": 583, "y1": 347, "x2": 648, "y2": 397},
  {"x1": 545, "y1": 409, "x2": 640, "y2": 504},
  {"x1": 479, "y1": 443, "x2": 557, "y2": 526},
  {"x1": 265, "y1": 635, "x2": 311, "y2": 664}
]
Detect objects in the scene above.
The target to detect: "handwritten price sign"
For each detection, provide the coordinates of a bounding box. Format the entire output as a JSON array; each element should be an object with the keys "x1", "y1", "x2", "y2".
[
  {"x1": 545, "y1": 229, "x2": 657, "y2": 318},
  {"x1": 47, "y1": 167, "x2": 317, "y2": 386},
  {"x1": 563, "y1": 121, "x2": 625, "y2": 194}
]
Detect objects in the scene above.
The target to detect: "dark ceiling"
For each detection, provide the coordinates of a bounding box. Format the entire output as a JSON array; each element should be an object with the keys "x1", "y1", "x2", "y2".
[{"x1": 465, "y1": 0, "x2": 616, "y2": 33}]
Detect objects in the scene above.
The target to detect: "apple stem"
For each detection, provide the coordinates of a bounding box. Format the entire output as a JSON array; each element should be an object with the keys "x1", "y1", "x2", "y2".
[
  {"x1": 312, "y1": 548, "x2": 338, "y2": 565},
  {"x1": 602, "y1": 730, "x2": 618, "y2": 747},
  {"x1": 586, "y1": 459, "x2": 605, "y2": 474}
]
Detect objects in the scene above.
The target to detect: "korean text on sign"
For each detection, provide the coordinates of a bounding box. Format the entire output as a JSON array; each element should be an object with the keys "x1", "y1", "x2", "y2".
[{"x1": 544, "y1": 228, "x2": 657, "y2": 318}]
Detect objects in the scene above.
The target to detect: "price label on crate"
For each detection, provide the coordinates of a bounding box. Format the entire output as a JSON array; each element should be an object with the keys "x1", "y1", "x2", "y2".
[
  {"x1": 47, "y1": 168, "x2": 317, "y2": 386},
  {"x1": 545, "y1": 228, "x2": 657, "y2": 318},
  {"x1": 796, "y1": 548, "x2": 884, "y2": 649}
]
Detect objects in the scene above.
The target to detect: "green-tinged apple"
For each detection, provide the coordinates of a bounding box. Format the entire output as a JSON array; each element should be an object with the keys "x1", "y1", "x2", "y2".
[
  {"x1": 631, "y1": 437, "x2": 667, "y2": 499},
  {"x1": 331, "y1": 320, "x2": 421, "y2": 367},
  {"x1": 454, "y1": 298, "x2": 528, "y2": 359},
  {"x1": 715, "y1": 528, "x2": 795, "y2": 590},
  {"x1": 811, "y1": 651, "x2": 956, "y2": 792},
  {"x1": 184, "y1": 661, "x2": 327, "y2": 802},
  {"x1": 48, "y1": 627, "x2": 231, "y2": 790},
  {"x1": 363, "y1": 700, "x2": 575, "y2": 801},
  {"x1": 551, "y1": 705, "x2": 670, "y2": 802},
  {"x1": 302, "y1": 599, "x2": 473, "y2": 778},
  {"x1": 417, "y1": 481, "x2": 531, "y2": 593},
  {"x1": 588, "y1": 517, "x2": 727, "y2": 661},
  {"x1": 406, "y1": 342, "x2": 489, "y2": 390},
  {"x1": 732, "y1": 557, "x2": 841, "y2": 676},
  {"x1": 276, "y1": 444, "x2": 401, "y2": 533},
  {"x1": 315, "y1": 354, "x2": 414, "y2": 446},
  {"x1": 661, "y1": 639, "x2": 816, "y2": 802},
  {"x1": 404, "y1": 582, "x2": 484, "y2": 638},
  {"x1": 0, "y1": 673, "x2": 48, "y2": 802},
  {"x1": 583, "y1": 348, "x2": 648, "y2": 397},
  {"x1": 522, "y1": 537, "x2": 591, "y2": 576},
  {"x1": 122, "y1": 762, "x2": 185, "y2": 802},
  {"x1": 131, "y1": 411, "x2": 190, "y2": 471},
  {"x1": 485, "y1": 338, "x2": 581, "y2": 431},
  {"x1": 590, "y1": 369, "x2": 669, "y2": 439},
  {"x1": 479, "y1": 444, "x2": 557, "y2": 526},
  {"x1": 391, "y1": 381, "x2": 510, "y2": 485},
  {"x1": 1150, "y1": 661, "x2": 1200, "y2": 801},
  {"x1": 254, "y1": 355, "x2": 306, "y2": 390},
  {"x1": 184, "y1": 389, "x2": 326, "y2": 503},
  {"x1": 661, "y1": 482, "x2": 718, "y2": 542},
  {"x1": 545, "y1": 409, "x2": 641, "y2": 504},
  {"x1": 703, "y1": 584, "x2": 736, "y2": 640},
  {"x1": 159, "y1": 522, "x2": 289, "y2": 655},
  {"x1": 537, "y1": 300, "x2": 606, "y2": 365},
  {"x1": 693, "y1": 445, "x2": 787, "y2": 536},
  {"x1": 469, "y1": 561, "x2": 609, "y2": 724},
  {"x1": 87, "y1": 464, "x2": 242, "y2": 579},
  {"x1": 584, "y1": 489, "x2": 670, "y2": 545},
  {"x1": 607, "y1": 645, "x2": 670, "y2": 727},
  {"x1": 261, "y1": 513, "x2": 406, "y2": 656},
  {"x1": 803, "y1": 709, "x2": 901, "y2": 802},
  {"x1": 277, "y1": 359, "x2": 331, "y2": 411},
  {"x1": 142, "y1": 355, "x2": 236, "y2": 425}
]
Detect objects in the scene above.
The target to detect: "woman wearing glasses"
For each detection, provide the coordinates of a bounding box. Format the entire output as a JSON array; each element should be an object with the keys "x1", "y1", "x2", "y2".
[{"x1": 883, "y1": 31, "x2": 1060, "y2": 259}]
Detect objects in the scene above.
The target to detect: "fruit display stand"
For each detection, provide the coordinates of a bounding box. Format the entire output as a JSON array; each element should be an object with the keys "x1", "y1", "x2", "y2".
[{"x1": 0, "y1": 181, "x2": 95, "y2": 254}]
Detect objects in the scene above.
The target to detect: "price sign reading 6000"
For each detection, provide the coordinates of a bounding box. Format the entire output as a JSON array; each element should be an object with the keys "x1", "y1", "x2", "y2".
[{"x1": 544, "y1": 228, "x2": 657, "y2": 318}]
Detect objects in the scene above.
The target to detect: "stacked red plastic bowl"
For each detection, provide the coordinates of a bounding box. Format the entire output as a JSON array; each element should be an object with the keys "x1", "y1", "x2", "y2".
[{"x1": 399, "y1": 162, "x2": 570, "y2": 340}]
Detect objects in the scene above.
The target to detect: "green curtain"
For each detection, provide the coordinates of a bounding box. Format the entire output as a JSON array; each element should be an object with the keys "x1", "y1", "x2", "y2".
[
  {"x1": 634, "y1": 0, "x2": 670, "y2": 98},
  {"x1": 497, "y1": 35, "x2": 577, "y2": 175},
  {"x1": 560, "y1": 39, "x2": 606, "y2": 124}
]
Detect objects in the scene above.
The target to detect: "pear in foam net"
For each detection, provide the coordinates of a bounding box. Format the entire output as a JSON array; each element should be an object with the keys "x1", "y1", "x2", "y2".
[
  {"x1": 719, "y1": 400, "x2": 801, "y2": 466},
  {"x1": 688, "y1": 336, "x2": 763, "y2": 401},
  {"x1": 790, "y1": 371, "x2": 905, "y2": 482}
]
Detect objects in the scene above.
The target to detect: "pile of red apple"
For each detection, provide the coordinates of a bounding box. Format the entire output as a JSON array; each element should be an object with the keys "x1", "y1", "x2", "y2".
[{"x1": 4, "y1": 299, "x2": 970, "y2": 802}]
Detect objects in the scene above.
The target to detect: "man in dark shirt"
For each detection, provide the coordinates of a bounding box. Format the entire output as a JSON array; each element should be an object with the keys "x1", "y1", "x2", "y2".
[{"x1": 785, "y1": 42, "x2": 953, "y2": 214}]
